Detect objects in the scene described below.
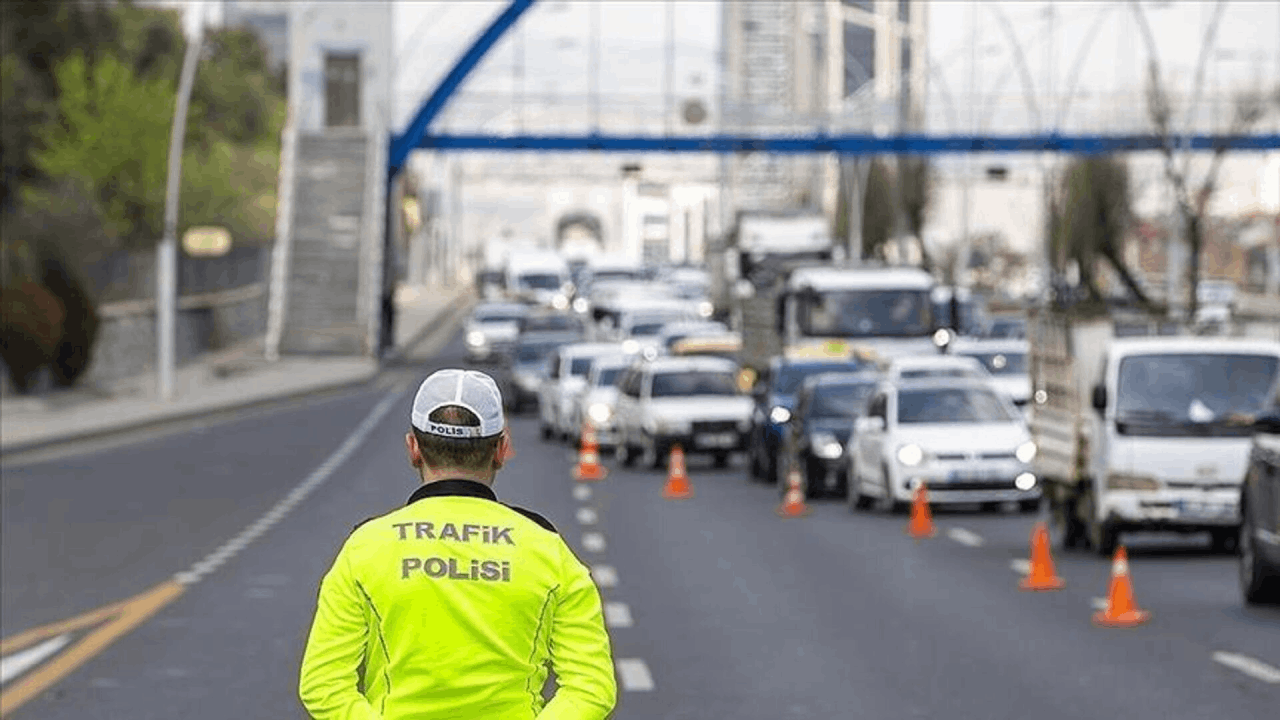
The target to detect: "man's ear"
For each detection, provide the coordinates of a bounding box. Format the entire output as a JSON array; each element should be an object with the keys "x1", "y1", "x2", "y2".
[
  {"x1": 406, "y1": 432, "x2": 423, "y2": 468},
  {"x1": 494, "y1": 428, "x2": 515, "y2": 469}
]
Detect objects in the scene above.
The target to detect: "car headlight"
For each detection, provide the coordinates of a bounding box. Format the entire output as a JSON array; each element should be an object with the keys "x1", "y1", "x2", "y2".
[
  {"x1": 697, "y1": 301, "x2": 714, "y2": 318},
  {"x1": 622, "y1": 339, "x2": 640, "y2": 354},
  {"x1": 897, "y1": 443, "x2": 925, "y2": 467},
  {"x1": 812, "y1": 432, "x2": 843, "y2": 459},
  {"x1": 588, "y1": 403, "x2": 613, "y2": 424},
  {"x1": 572, "y1": 297, "x2": 589, "y2": 313},
  {"x1": 552, "y1": 294, "x2": 569, "y2": 310},
  {"x1": 1015, "y1": 441, "x2": 1037, "y2": 464},
  {"x1": 1014, "y1": 472, "x2": 1038, "y2": 491},
  {"x1": 1106, "y1": 472, "x2": 1160, "y2": 491},
  {"x1": 466, "y1": 331, "x2": 486, "y2": 347},
  {"x1": 769, "y1": 406, "x2": 791, "y2": 424}
]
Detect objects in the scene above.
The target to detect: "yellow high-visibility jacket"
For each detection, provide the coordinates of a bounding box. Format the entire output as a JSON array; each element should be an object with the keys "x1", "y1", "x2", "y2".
[{"x1": 299, "y1": 479, "x2": 617, "y2": 720}]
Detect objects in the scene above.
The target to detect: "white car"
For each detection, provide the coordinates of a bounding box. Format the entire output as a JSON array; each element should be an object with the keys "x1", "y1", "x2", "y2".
[
  {"x1": 464, "y1": 302, "x2": 529, "y2": 363},
  {"x1": 566, "y1": 354, "x2": 634, "y2": 449},
  {"x1": 538, "y1": 342, "x2": 626, "y2": 441},
  {"x1": 881, "y1": 354, "x2": 991, "y2": 383},
  {"x1": 952, "y1": 338, "x2": 1031, "y2": 409},
  {"x1": 848, "y1": 378, "x2": 1040, "y2": 513},
  {"x1": 614, "y1": 356, "x2": 754, "y2": 470}
]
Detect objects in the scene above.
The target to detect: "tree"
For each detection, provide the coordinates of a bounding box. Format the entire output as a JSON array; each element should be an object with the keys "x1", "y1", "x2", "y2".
[
  {"x1": 1131, "y1": 1, "x2": 1278, "y2": 318},
  {"x1": 896, "y1": 155, "x2": 933, "y2": 272},
  {"x1": 860, "y1": 158, "x2": 895, "y2": 260},
  {"x1": 1050, "y1": 155, "x2": 1158, "y2": 312}
]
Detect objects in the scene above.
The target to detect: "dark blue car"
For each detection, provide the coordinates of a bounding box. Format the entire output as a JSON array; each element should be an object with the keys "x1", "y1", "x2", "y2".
[{"x1": 746, "y1": 356, "x2": 866, "y2": 483}]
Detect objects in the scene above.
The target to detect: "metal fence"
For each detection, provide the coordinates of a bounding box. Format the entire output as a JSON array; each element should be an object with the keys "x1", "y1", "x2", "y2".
[{"x1": 80, "y1": 245, "x2": 270, "y2": 305}]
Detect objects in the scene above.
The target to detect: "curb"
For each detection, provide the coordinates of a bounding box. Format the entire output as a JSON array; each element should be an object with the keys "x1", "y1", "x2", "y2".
[{"x1": 0, "y1": 289, "x2": 475, "y2": 459}]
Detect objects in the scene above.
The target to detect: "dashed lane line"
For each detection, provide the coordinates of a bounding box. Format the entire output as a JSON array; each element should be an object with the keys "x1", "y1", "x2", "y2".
[
  {"x1": 603, "y1": 602, "x2": 634, "y2": 628},
  {"x1": 591, "y1": 565, "x2": 619, "y2": 588},
  {"x1": 1212, "y1": 651, "x2": 1280, "y2": 684},
  {"x1": 616, "y1": 659, "x2": 655, "y2": 692},
  {"x1": 946, "y1": 527, "x2": 985, "y2": 547},
  {"x1": 582, "y1": 532, "x2": 607, "y2": 553},
  {"x1": 576, "y1": 508, "x2": 599, "y2": 525},
  {"x1": 1009, "y1": 559, "x2": 1031, "y2": 575},
  {"x1": 573, "y1": 485, "x2": 592, "y2": 501}
]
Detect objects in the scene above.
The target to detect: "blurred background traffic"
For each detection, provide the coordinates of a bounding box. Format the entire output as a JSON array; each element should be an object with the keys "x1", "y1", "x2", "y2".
[{"x1": 2, "y1": 1, "x2": 1280, "y2": 718}]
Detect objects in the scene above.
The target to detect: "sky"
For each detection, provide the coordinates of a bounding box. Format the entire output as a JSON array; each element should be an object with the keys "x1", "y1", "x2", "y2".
[{"x1": 387, "y1": 0, "x2": 1280, "y2": 136}]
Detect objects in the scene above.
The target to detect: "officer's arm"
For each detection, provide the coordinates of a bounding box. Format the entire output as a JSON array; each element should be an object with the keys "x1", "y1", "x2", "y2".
[
  {"x1": 537, "y1": 545, "x2": 618, "y2": 720},
  {"x1": 299, "y1": 547, "x2": 380, "y2": 720}
]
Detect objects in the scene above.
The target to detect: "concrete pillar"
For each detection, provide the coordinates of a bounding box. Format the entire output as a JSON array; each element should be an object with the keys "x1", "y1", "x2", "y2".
[{"x1": 1267, "y1": 226, "x2": 1279, "y2": 296}]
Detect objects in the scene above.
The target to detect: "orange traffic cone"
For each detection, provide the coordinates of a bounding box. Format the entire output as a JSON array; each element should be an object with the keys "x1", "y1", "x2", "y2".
[
  {"x1": 776, "y1": 466, "x2": 811, "y2": 518},
  {"x1": 1019, "y1": 521, "x2": 1065, "y2": 591},
  {"x1": 1092, "y1": 546, "x2": 1150, "y2": 627},
  {"x1": 661, "y1": 445, "x2": 693, "y2": 499},
  {"x1": 906, "y1": 483, "x2": 936, "y2": 539},
  {"x1": 571, "y1": 421, "x2": 608, "y2": 482}
]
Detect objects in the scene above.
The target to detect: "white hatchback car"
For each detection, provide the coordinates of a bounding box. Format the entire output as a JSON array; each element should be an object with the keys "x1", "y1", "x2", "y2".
[
  {"x1": 881, "y1": 354, "x2": 991, "y2": 384},
  {"x1": 848, "y1": 378, "x2": 1040, "y2": 513},
  {"x1": 464, "y1": 302, "x2": 529, "y2": 363},
  {"x1": 538, "y1": 342, "x2": 626, "y2": 441},
  {"x1": 565, "y1": 354, "x2": 634, "y2": 449},
  {"x1": 951, "y1": 338, "x2": 1031, "y2": 409},
  {"x1": 614, "y1": 356, "x2": 754, "y2": 470}
]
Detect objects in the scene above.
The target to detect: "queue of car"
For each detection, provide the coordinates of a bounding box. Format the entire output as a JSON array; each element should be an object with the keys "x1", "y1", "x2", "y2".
[{"x1": 463, "y1": 260, "x2": 1280, "y2": 607}]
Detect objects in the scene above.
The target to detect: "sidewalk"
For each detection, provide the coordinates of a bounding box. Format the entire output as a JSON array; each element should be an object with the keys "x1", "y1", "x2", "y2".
[{"x1": 0, "y1": 284, "x2": 473, "y2": 456}]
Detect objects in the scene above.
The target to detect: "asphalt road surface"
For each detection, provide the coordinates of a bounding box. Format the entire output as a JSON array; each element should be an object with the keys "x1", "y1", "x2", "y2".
[{"x1": 2, "y1": 330, "x2": 1278, "y2": 719}]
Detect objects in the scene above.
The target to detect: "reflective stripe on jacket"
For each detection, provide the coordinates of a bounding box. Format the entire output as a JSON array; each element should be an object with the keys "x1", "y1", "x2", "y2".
[{"x1": 299, "y1": 480, "x2": 616, "y2": 720}]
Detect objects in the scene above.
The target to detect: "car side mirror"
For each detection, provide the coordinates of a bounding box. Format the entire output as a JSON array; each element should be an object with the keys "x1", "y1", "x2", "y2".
[
  {"x1": 1091, "y1": 384, "x2": 1107, "y2": 413},
  {"x1": 1255, "y1": 410, "x2": 1280, "y2": 435}
]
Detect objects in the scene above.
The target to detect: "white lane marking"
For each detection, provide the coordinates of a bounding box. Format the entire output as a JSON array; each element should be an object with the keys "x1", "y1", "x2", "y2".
[
  {"x1": 582, "y1": 532, "x2": 606, "y2": 553},
  {"x1": 1091, "y1": 597, "x2": 1110, "y2": 611},
  {"x1": 591, "y1": 565, "x2": 619, "y2": 588},
  {"x1": 573, "y1": 485, "x2": 592, "y2": 501},
  {"x1": 576, "y1": 507, "x2": 599, "y2": 525},
  {"x1": 1, "y1": 634, "x2": 71, "y2": 686},
  {"x1": 173, "y1": 383, "x2": 410, "y2": 586},
  {"x1": 1212, "y1": 651, "x2": 1280, "y2": 684},
  {"x1": 946, "y1": 527, "x2": 985, "y2": 547},
  {"x1": 616, "y1": 659, "x2": 655, "y2": 692},
  {"x1": 1009, "y1": 559, "x2": 1031, "y2": 575},
  {"x1": 603, "y1": 602, "x2": 633, "y2": 628}
]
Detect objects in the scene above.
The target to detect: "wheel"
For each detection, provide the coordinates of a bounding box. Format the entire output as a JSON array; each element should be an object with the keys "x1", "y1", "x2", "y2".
[
  {"x1": 884, "y1": 465, "x2": 908, "y2": 514},
  {"x1": 540, "y1": 423, "x2": 552, "y2": 440},
  {"x1": 1019, "y1": 499, "x2": 1041, "y2": 514},
  {"x1": 713, "y1": 451, "x2": 729, "y2": 469},
  {"x1": 1049, "y1": 490, "x2": 1085, "y2": 550},
  {"x1": 1089, "y1": 519, "x2": 1119, "y2": 557},
  {"x1": 1240, "y1": 497, "x2": 1280, "y2": 605},
  {"x1": 619, "y1": 440, "x2": 637, "y2": 468}
]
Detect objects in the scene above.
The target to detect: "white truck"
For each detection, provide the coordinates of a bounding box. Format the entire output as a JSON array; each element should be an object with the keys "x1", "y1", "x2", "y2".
[
  {"x1": 504, "y1": 251, "x2": 571, "y2": 309},
  {"x1": 1029, "y1": 306, "x2": 1280, "y2": 555},
  {"x1": 709, "y1": 210, "x2": 837, "y2": 322}
]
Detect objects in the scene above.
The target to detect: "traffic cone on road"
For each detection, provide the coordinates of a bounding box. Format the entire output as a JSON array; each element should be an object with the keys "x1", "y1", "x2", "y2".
[
  {"x1": 661, "y1": 445, "x2": 694, "y2": 499},
  {"x1": 1092, "y1": 546, "x2": 1150, "y2": 627},
  {"x1": 906, "y1": 483, "x2": 936, "y2": 539},
  {"x1": 1019, "y1": 522, "x2": 1065, "y2": 591},
  {"x1": 776, "y1": 466, "x2": 811, "y2": 518},
  {"x1": 571, "y1": 421, "x2": 607, "y2": 482}
]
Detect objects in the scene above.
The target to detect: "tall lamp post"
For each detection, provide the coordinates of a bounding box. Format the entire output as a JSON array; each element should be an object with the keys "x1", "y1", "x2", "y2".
[{"x1": 157, "y1": 3, "x2": 205, "y2": 401}]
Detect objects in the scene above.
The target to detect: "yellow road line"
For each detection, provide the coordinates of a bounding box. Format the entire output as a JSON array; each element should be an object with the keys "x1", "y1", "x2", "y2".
[{"x1": 0, "y1": 580, "x2": 184, "y2": 718}]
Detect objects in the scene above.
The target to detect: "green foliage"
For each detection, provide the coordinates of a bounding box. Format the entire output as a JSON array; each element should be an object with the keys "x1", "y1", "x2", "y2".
[
  {"x1": 861, "y1": 159, "x2": 895, "y2": 260},
  {"x1": 25, "y1": 50, "x2": 176, "y2": 246}
]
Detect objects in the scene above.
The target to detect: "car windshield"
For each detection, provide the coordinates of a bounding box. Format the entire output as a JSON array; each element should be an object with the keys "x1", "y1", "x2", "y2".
[
  {"x1": 797, "y1": 289, "x2": 933, "y2": 338},
  {"x1": 630, "y1": 322, "x2": 667, "y2": 336},
  {"x1": 810, "y1": 383, "x2": 876, "y2": 418},
  {"x1": 518, "y1": 273, "x2": 562, "y2": 290},
  {"x1": 899, "y1": 368, "x2": 982, "y2": 380},
  {"x1": 515, "y1": 343, "x2": 560, "y2": 363},
  {"x1": 774, "y1": 362, "x2": 862, "y2": 394},
  {"x1": 523, "y1": 315, "x2": 579, "y2": 332},
  {"x1": 960, "y1": 351, "x2": 1027, "y2": 376},
  {"x1": 477, "y1": 314, "x2": 523, "y2": 325},
  {"x1": 569, "y1": 358, "x2": 594, "y2": 377},
  {"x1": 592, "y1": 270, "x2": 641, "y2": 283},
  {"x1": 1114, "y1": 353, "x2": 1280, "y2": 437},
  {"x1": 988, "y1": 318, "x2": 1026, "y2": 338},
  {"x1": 897, "y1": 387, "x2": 1017, "y2": 424},
  {"x1": 594, "y1": 368, "x2": 623, "y2": 387},
  {"x1": 651, "y1": 371, "x2": 739, "y2": 398}
]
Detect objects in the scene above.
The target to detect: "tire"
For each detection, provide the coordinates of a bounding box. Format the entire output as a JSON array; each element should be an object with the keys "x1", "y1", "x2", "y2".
[
  {"x1": 1210, "y1": 527, "x2": 1239, "y2": 555},
  {"x1": 1240, "y1": 496, "x2": 1280, "y2": 605},
  {"x1": 1050, "y1": 490, "x2": 1085, "y2": 551},
  {"x1": 619, "y1": 441, "x2": 637, "y2": 468},
  {"x1": 884, "y1": 466, "x2": 908, "y2": 514}
]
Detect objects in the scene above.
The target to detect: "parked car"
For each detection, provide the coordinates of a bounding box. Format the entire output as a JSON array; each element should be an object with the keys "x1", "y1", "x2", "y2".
[
  {"x1": 848, "y1": 377, "x2": 1040, "y2": 513},
  {"x1": 745, "y1": 355, "x2": 867, "y2": 484},
  {"x1": 1240, "y1": 406, "x2": 1280, "y2": 605},
  {"x1": 777, "y1": 371, "x2": 879, "y2": 499},
  {"x1": 464, "y1": 302, "x2": 529, "y2": 363},
  {"x1": 614, "y1": 355, "x2": 754, "y2": 470},
  {"x1": 498, "y1": 331, "x2": 579, "y2": 414}
]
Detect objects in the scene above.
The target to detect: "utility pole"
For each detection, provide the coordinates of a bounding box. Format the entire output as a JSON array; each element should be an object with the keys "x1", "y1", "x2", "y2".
[
  {"x1": 157, "y1": 3, "x2": 205, "y2": 402},
  {"x1": 957, "y1": 0, "x2": 978, "y2": 289}
]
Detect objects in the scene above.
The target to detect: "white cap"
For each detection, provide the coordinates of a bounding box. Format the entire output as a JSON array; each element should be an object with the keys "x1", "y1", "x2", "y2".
[{"x1": 411, "y1": 369, "x2": 505, "y2": 439}]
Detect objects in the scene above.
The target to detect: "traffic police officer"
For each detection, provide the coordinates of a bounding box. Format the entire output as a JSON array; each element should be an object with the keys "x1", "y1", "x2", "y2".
[{"x1": 300, "y1": 369, "x2": 617, "y2": 719}]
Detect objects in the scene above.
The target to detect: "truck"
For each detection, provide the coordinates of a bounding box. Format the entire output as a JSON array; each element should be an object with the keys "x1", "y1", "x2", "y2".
[
  {"x1": 1028, "y1": 304, "x2": 1280, "y2": 555},
  {"x1": 709, "y1": 210, "x2": 837, "y2": 323}
]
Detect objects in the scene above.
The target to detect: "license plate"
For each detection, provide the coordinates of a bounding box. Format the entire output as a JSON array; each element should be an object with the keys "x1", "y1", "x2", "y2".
[
  {"x1": 696, "y1": 432, "x2": 737, "y2": 448},
  {"x1": 1175, "y1": 501, "x2": 1235, "y2": 520},
  {"x1": 947, "y1": 469, "x2": 996, "y2": 483}
]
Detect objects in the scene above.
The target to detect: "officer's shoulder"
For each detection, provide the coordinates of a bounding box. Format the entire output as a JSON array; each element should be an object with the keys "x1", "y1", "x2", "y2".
[{"x1": 503, "y1": 504, "x2": 559, "y2": 534}]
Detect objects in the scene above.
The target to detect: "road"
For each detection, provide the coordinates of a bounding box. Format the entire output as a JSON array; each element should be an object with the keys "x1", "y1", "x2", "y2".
[{"x1": 2, "y1": 330, "x2": 1278, "y2": 719}]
